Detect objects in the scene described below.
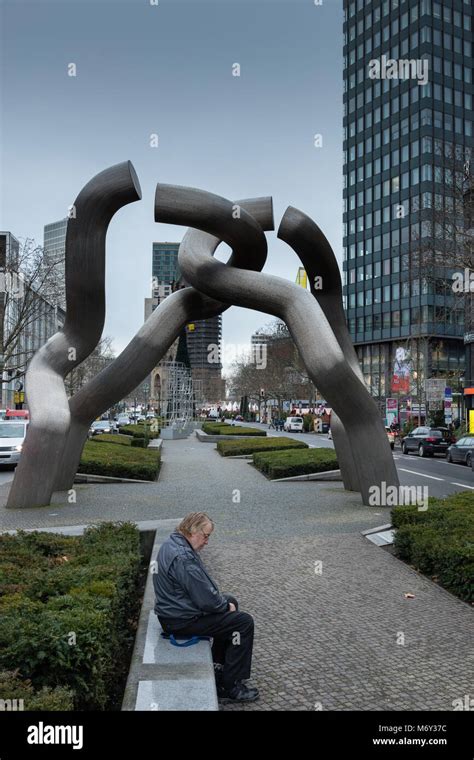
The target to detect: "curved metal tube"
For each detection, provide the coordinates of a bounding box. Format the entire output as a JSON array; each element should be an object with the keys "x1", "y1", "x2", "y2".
[
  {"x1": 7, "y1": 162, "x2": 142, "y2": 508},
  {"x1": 159, "y1": 185, "x2": 398, "y2": 505},
  {"x1": 278, "y1": 207, "x2": 399, "y2": 492},
  {"x1": 53, "y1": 196, "x2": 274, "y2": 493}
]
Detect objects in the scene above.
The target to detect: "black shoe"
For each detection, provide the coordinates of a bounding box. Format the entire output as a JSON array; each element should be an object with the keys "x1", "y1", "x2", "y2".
[{"x1": 218, "y1": 681, "x2": 259, "y2": 703}]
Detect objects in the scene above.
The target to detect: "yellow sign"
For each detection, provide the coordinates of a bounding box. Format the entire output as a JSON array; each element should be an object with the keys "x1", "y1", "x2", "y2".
[
  {"x1": 295, "y1": 267, "x2": 307, "y2": 289},
  {"x1": 470, "y1": 410, "x2": 474, "y2": 433},
  {"x1": 187, "y1": 323, "x2": 195, "y2": 331}
]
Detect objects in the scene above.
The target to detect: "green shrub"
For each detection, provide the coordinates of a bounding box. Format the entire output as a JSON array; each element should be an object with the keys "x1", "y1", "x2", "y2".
[
  {"x1": 392, "y1": 492, "x2": 474, "y2": 602},
  {"x1": 253, "y1": 447, "x2": 338, "y2": 479},
  {"x1": 91, "y1": 434, "x2": 132, "y2": 446},
  {"x1": 131, "y1": 438, "x2": 145, "y2": 448},
  {"x1": 119, "y1": 424, "x2": 159, "y2": 440},
  {"x1": 0, "y1": 671, "x2": 74, "y2": 711},
  {"x1": 202, "y1": 422, "x2": 266, "y2": 437},
  {"x1": 219, "y1": 427, "x2": 266, "y2": 436},
  {"x1": 0, "y1": 523, "x2": 142, "y2": 710},
  {"x1": 79, "y1": 441, "x2": 160, "y2": 481},
  {"x1": 217, "y1": 437, "x2": 307, "y2": 457}
]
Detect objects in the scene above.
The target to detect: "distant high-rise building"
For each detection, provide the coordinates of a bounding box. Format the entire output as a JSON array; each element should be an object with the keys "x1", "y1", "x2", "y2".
[
  {"x1": 152, "y1": 242, "x2": 180, "y2": 287},
  {"x1": 146, "y1": 242, "x2": 225, "y2": 407},
  {"x1": 343, "y1": 0, "x2": 473, "y2": 419},
  {"x1": 43, "y1": 218, "x2": 67, "y2": 310}
]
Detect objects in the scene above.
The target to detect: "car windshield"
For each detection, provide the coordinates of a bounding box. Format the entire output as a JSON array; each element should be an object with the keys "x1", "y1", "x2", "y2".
[
  {"x1": 0, "y1": 423, "x2": 25, "y2": 438},
  {"x1": 293, "y1": 418, "x2": 303, "y2": 423}
]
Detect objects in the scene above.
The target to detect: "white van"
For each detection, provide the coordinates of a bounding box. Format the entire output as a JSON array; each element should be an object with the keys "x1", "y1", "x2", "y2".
[
  {"x1": 0, "y1": 420, "x2": 29, "y2": 466},
  {"x1": 284, "y1": 416, "x2": 304, "y2": 432}
]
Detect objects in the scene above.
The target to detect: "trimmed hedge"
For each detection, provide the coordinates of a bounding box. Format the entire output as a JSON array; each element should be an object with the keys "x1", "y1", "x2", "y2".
[
  {"x1": 217, "y1": 437, "x2": 307, "y2": 457},
  {"x1": 202, "y1": 422, "x2": 266, "y2": 437},
  {"x1": 392, "y1": 491, "x2": 474, "y2": 603},
  {"x1": 253, "y1": 447, "x2": 339, "y2": 479},
  {"x1": 0, "y1": 523, "x2": 143, "y2": 710},
  {"x1": 0, "y1": 671, "x2": 74, "y2": 711},
  {"x1": 91, "y1": 434, "x2": 132, "y2": 446},
  {"x1": 118, "y1": 424, "x2": 159, "y2": 440},
  {"x1": 79, "y1": 440, "x2": 160, "y2": 481}
]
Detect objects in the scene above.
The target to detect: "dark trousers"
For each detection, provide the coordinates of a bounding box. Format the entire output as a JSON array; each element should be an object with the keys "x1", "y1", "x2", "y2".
[{"x1": 159, "y1": 595, "x2": 254, "y2": 689}]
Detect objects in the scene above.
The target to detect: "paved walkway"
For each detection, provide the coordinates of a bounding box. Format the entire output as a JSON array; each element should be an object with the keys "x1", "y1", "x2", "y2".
[{"x1": 1, "y1": 434, "x2": 472, "y2": 711}]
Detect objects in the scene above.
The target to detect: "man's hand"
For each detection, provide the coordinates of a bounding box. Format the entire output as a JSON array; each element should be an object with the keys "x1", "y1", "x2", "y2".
[{"x1": 228, "y1": 602, "x2": 236, "y2": 612}]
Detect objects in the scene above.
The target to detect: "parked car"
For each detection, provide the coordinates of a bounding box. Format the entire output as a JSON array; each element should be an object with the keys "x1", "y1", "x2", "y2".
[
  {"x1": 234, "y1": 415, "x2": 244, "y2": 421},
  {"x1": 0, "y1": 420, "x2": 29, "y2": 467},
  {"x1": 88, "y1": 420, "x2": 116, "y2": 437},
  {"x1": 401, "y1": 426, "x2": 454, "y2": 457},
  {"x1": 283, "y1": 416, "x2": 304, "y2": 432},
  {"x1": 446, "y1": 436, "x2": 474, "y2": 466},
  {"x1": 116, "y1": 415, "x2": 131, "y2": 427},
  {"x1": 385, "y1": 426, "x2": 395, "y2": 450}
]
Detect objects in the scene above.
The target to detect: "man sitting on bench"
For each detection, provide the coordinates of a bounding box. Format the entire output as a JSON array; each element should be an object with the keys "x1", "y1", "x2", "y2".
[{"x1": 153, "y1": 512, "x2": 259, "y2": 703}]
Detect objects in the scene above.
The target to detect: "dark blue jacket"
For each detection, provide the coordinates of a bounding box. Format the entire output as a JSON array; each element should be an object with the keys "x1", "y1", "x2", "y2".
[{"x1": 153, "y1": 531, "x2": 228, "y2": 622}]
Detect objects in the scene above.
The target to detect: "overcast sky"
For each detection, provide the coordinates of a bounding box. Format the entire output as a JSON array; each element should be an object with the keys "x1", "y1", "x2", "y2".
[{"x1": 1, "y1": 0, "x2": 344, "y2": 374}]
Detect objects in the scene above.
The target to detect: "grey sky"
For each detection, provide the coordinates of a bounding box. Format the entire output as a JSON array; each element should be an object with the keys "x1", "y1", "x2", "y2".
[{"x1": 1, "y1": 0, "x2": 344, "y2": 374}]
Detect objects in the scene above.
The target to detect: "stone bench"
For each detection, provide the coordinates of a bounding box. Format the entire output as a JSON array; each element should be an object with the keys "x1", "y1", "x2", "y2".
[{"x1": 122, "y1": 524, "x2": 218, "y2": 711}]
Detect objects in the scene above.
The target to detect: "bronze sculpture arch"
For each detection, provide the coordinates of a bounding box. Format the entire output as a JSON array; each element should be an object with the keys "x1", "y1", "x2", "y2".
[{"x1": 7, "y1": 162, "x2": 398, "y2": 509}]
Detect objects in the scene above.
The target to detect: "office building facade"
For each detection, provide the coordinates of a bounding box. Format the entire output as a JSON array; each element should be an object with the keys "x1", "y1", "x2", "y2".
[
  {"x1": 43, "y1": 218, "x2": 67, "y2": 310},
  {"x1": 343, "y1": 0, "x2": 473, "y2": 418},
  {"x1": 147, "y1": 242, "x2": 224, "y2": 406}
]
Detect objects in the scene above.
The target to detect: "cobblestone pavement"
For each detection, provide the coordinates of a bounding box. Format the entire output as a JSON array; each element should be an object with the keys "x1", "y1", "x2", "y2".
[{"x1": 1, "y1": 435, "x2": 472, "y2": 711}]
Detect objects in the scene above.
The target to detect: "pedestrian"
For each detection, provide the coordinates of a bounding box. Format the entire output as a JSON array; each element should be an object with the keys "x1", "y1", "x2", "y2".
[{"x1": 153, "y1": 512, "x2": 259, "y2": 703}]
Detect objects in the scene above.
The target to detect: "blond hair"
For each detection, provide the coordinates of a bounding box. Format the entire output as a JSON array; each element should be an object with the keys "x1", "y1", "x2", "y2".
[{"x1": 177, "y1": 512, "x2": 214, "y2": 537}]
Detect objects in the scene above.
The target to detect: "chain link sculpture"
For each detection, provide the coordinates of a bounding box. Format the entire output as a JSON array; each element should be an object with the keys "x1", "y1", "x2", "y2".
[{"x1": 7, "y1": 162, "x2": 398, "y2": 509}]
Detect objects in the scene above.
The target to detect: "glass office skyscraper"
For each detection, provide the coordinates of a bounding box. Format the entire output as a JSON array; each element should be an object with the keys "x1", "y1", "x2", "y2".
[
  {"x1": 150, "y1": 241, "x2": 224, "y2": 402},
  {"x1": 343, "y1": 0, "x2": 473, "y2": 416},
  {"x1": 43, "y1": 218, "x2": 67, "y2": 310}
]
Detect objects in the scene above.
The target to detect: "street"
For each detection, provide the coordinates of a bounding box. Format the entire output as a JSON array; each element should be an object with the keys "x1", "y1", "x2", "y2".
[
  {"x1": 0, "y1": 468, "x2": 15, "y2": 486},
  {"x1": 228, "y1": 420, "x2": 474, "y2": 499}
]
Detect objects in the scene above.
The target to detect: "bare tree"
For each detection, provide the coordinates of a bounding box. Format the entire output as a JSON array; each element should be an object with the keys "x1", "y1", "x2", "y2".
[
  {"x1": 0, "y1": 237, "x2": 64, "y2": 392},
  {"x1": 65, "y1": 336, "x2": 116, "y2": 397},
  {"x1": 228, "y1": 319, "x2": 316, "y2": 415}
]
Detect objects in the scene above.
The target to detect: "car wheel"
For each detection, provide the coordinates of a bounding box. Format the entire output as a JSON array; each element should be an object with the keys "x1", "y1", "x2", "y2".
[
  {"x1": 418, "y1": 444, "x2": 426, "y2": 457},
  {"x1": 402, "y1": 443, "x2": 408, "y2": 454},
  {"x1": 466, "y1": 453, "x2": 472, "y2": 468}
]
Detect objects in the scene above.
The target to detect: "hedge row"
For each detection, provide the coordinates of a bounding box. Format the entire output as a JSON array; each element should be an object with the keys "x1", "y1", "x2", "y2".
[
  {"x1": 202, "y1": 422, "x2": 266, "y2": 437},
  {"x1": 217, "y1": 437, "x2": 307, "y2": 457},
  {"x1": 0, "y1": 671, "x2": 74, "y2": 711},
  {"x1": 253, "y1": 448, "x2": 339, "y2": 479},
  {"x1": 79, "y1": 441, "x2": 160, "y2": 481},
  {"x1": 0, "y1": 523, "x2": 143, "y2": 710},
  {"x1": 91, "y1": 434, "x2": 132, "y2": 446},
  {"x1": 119, "y1": 424, "x2": 159, "y2": 439},
  {"x1": 392, "y1": 491, "x2": 474, "y2": 603}
]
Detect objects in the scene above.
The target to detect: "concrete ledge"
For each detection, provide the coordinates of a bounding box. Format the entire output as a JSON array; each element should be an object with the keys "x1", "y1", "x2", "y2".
[
  {"x1": 74, "y1": 473, "x2": 155, "y2": 484},
  {"x1": 271, "y1": 469, "x2": 342, "y2": 482},
  {"x1": 223, "y1": 454, "x2": 253, "y2": 459},
  {"x1": 147, "y1": 439, "x2": 163, "y2": 451},
  {"x1": 122, "y1": 526, "x2": 218, "y2": 711},
  {"x1": 195, "y1": 430, "x2": 266, "y2": 443},
  {"x1": 161, "y1": 427, "x2": 192, "y2": 440}
]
